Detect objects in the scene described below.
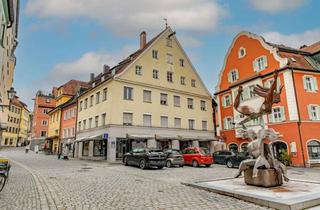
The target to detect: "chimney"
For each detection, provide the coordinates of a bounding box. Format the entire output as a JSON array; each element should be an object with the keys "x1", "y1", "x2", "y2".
[
  {"x1": 140, "y1": 31, "x2": 146, "y2": 50},
  {"x1": 90, "y1": 73, "x2": 95, "y2": 81},
  {"x1": 103, "y1": 65, "x2": 110, "y2": 74}
]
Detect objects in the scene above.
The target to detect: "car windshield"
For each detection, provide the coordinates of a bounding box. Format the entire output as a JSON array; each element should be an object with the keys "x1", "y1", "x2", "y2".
[
  {"x1": 171, "y1": 150, "x2": 181, "y2": 155},
  {"x1": 199, "y1": 148, "x2": 210, "y2": 155}
]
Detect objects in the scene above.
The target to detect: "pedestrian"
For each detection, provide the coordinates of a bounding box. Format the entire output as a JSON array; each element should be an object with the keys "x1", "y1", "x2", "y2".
[{"x1": 25, "y1": 143, "x2": 30, "y2": 153}]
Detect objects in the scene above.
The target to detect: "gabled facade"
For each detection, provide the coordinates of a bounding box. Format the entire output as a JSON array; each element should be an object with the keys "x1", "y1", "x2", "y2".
[
  {"x1": 75, "y1": 27, "x2": 215, "y2": 162},
  {"x1": 215, "y1": 31, "x2": 320, "y2": 167},
  {"x1": 47, "y1": 80, "x2": 88, "y2": 153}
]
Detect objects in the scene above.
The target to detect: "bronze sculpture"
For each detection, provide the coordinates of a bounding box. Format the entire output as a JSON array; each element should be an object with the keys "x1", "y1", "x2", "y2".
[{"x1": 233, "y1": 71, "x2": 289, "y2": 187}]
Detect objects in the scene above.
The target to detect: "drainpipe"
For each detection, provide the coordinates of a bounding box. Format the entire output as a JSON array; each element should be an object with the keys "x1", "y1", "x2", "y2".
[{"x1": 291, "y1": 68, "x2": 306, "y2": 167}]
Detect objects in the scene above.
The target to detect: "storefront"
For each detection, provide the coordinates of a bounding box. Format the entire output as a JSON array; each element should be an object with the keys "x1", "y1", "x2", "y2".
[{"x1": 75, "y1": 134, "x2": 108, "y2": 160}]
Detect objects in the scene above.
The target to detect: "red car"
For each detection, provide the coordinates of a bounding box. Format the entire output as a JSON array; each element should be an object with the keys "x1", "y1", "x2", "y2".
[{"x1": 181, "y1": 147, "x2": 213, "y2": 167}]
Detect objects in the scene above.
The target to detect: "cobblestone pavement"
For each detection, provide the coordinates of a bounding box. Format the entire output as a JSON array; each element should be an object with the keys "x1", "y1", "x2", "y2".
[{"x1": 1, "y1": 148, "x2": 319, "y2": 210}]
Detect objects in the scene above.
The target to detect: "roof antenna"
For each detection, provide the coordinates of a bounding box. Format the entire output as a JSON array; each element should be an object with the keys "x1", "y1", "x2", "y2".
[{"x1": 163, "y1": 18, "x2": 168, "y2": 28}]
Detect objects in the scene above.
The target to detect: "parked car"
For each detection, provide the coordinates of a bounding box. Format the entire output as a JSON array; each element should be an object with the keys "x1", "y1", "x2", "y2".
[
  {"x1": 163, "y1": 149, "x2": 184, "y2": 168},
  {"x1": 213, "y1": 150, "x2": 234, "y2": 165},
  {"x1": 226, "y1": 152, "x2": 251, "y2": 168},
  {"x1": 123, "y1": 148, "x2": 166, "y2": 169},
  {"x1": 181, "y1": 147, "x2": 213, "y2": 167}
]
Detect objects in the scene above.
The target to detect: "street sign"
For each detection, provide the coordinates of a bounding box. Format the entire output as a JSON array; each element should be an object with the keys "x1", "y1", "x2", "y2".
[{"x1": 103, "y1": 133, "x2": 108, "y2": 139}]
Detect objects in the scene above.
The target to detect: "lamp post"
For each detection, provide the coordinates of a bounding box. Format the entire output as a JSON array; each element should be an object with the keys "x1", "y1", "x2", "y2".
[{"x1": 0, "y1": 87, "x2": 16, "y2": 148}]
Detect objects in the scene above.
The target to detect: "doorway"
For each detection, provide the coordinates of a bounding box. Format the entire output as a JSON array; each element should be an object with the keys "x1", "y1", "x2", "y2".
[{"x1": 272, "y1": 141, "x2": 288, "y2": 161}]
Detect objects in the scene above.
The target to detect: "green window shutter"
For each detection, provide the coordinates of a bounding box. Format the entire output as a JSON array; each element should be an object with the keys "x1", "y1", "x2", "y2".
[
  {"x1": 223, "y1": 118, "x2": 227, "y2": 129},
  {"x1": 307, "y1": 105, "x2": 312, "y2": 120},
  {"x1": 1, "y1": 0, "x2": 10, "y2": 25},
  {"x1": 236, "y1": 70, "x2": 239, "y2": 80},
  {"x1": 263, "y1": 55, "x2": 268, "y2": 68},
  {"x1": 268, "y1": 113, "x2": 273, "y2": 123},
  {"x1": 303, "y1": 76, "x2": 308, "y2": 90},
  {"x1": 280, "y1": 107, "x2": 286, "y2": 121},
  {"x1": 222, "y1": 96, "x2": 226, "y2": 107},
  {"x1": 314, "y1": 77, "x2": 318, "y2": 91},
  {"x1": 277, "y1": 77, "x2": 281, "y2": 92},
  {"x1": 253, "y1": 60, "x2": 258, "y2": 72},
  {"x1": 227, "y1": 72, "x2": 231, "y2": 82}
]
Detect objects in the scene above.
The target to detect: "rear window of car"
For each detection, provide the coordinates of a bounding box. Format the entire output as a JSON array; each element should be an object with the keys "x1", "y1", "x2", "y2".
[{"x1": 171, "y1": 150, "x2": 181, "y2": 155}]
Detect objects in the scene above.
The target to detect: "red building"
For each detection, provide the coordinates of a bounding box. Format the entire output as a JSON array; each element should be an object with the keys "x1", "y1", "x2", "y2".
[
  {"x1": 215, "y1": 31, "x2": 320, "y2": 167},
  {"x1": 31, "y1": 91, "x2": 55, "y2": 139}
]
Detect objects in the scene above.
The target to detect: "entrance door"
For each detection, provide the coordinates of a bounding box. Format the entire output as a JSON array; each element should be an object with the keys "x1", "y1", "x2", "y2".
[
  {"x1": 157, "y1": 140, "x2": 171, "y2": 150},
  {"x1": 116, "y1": 138, "x2": 130, "y2": 159},
  {"x1": 272, "y1": 142, "x2": 287, "y2": 161}
]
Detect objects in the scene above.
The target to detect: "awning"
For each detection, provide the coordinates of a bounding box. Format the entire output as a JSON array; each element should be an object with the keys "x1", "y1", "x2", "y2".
[
  {"x1": 126, "y1": 134, "x2": 154, "y2": 140},
  {"x1": 74, "y1": 137, "x2": 87, "y2": 142},
  {"x1": 155, "y1": 134, "x2": 179, "y2": 141},
  {"x1": 178, "y1": 135, "x2": 197, "y2": 141},
  {"x1": 197, "y1": 136, "x2": 218, "y2": 142},
  {"x1": 88, "y1": 134, "x2": 103, "y2": 140}
]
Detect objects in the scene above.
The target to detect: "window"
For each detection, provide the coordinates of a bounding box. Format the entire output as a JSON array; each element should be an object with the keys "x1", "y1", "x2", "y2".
[
  {"x1": 152, "y1": 50, "x2": 158, "y2": 59},
  {"x1": 238, "y1": 47, "x2": 246, "y2": 58},
  {"x1": 79, "y1": 101, "x2": 83, "y2": 111},
  {"x1": 90, "y1": 95, "x2": 94, "y2": 107},
  {"x1": 43, "y1": 109, "x2": 49, "y2": 114},
  {"x1": 188, "y1": 119, "x2": 195, "y2": 130},
  {"x1": 167, "y1": 53, "x2": 173, "y2": 64},
  {"x1": 202, "y1": 121, "x2": 207, "y2": 130},
  {"x1": 83, "y1": 120, "x2": 87, "y2": 130},
  {"x1": 307, "y1": 140, "x2": 320, "y2": 160},
  {"x1": 191, "y1": 79, "x2": 196, "y2": 87},
  {"x1": 160, "y1": 93, "x2": 168, "y2": 105},
  {"x1": 101, "y1": 113, "x2": 106, "y2": 126},
  {"x1": 303, "y1": 76, "x2": 318, "y2": 92},
  {"x1": 161, "y1": 116, "x2": 168, "y2": 127},
  {"x1": 187, "y1": 98, "x2": 194, "y2": 109},
  {"x1": 135, "y1": 65, "x2": 142, "y2": 75},
  {"x1": 123, "y1": 113, "x2": 133, "y2": 126},
  {"x1": 143, "y1": 90, "x2": 151, "y2": 103},
  {"x1": 253, "y1": 56, "x2": 268, "y2": 71},
  {"x1": 82, "y1": 141, "x2": 89, "y2": 156},
  {"x1": 269, "y1": 107, "x2": 285, "y2": 123},
  {"x1": 308, "y1": 105, "x2": 320, "y2": 120},
  {"x1": 228, "y1": 69, "x2": 239, "y2": 83},
  {"x1": 103, "y1": 88, "x2": 107, "y2": 101},
  {"x1": 179, "y1": 58, "x2": 184, "y2": 67},
  {"x1": 84, "y1": 98, "x2": 88, "y2": 109},
  {"x1": 174, "y1": 118, "x2": 181, "y2": 128},
  {"x1": 153, "y1": 69, "x2": 159, "y2": 79},
  {"x1": 264, "y1": 78, "x2": 281, "y2": 92},
  {"x1": 93, "y1": 140, "x2": 106, "y2": 157},
  {"x1": 180, "y1": 76, "x2": 186, "y2": 85},
  {"x1": 143, "y1": 114, "x2": 152, "y2": 127},
  {"x1": 166, "y1": 38, "x2": 172, "y2": 47},
  {"x1": 88, "y1": 118, "x2": 92, "y2": 129},
  {"x1": 124, "y1": 87, "x2": 133, "y2": 100},
  {"x1": 173, "y1": 96, "x2": 180, "y2": 107},
  {"x1": 200, "y1": 100, "x2": 206, "y2": 111},
  {"x1": 42, "y1": 120, "x2": 48, "y2": 126},
  {"x1": 224, "y1": 117, "x2": 234, "y2": 130},
  {"x1": 167, "y1": 71, "x2": 173, "y2": 82},
  {"x1": 78, "y1": 121, "x2": 82, "y2": 131},
  {"x1": 96, "y1": 92, "x2": 100, "y2": 104},
  {"x1": 40, "y1": 131, "x2": 47, "y2": 137},
  {"x1": 95, "y1": 116, "x2": 99, "y2": 127}
]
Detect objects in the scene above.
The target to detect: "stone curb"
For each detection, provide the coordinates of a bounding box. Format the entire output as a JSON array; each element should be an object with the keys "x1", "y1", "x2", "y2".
[{"x1": 11, "y1": 160, "x2": 58, "y2": 210}]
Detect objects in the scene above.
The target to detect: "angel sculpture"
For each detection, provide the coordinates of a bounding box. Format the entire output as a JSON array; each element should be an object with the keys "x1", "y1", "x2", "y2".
[{"x1": 233, "y1": 71, "x2": 289, "y2": 186}]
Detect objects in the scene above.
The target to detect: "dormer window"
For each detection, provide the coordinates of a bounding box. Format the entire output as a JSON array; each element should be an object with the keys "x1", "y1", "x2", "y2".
[
  {"x1": 228, "y1": 69, "x2": 239, "y2": 83},
  {"x1": 238, "y1": 47, "x2": 246, "y2": 58},
  {"x1": 135, "y1": 65, "x2": 142, "y2": 75}
]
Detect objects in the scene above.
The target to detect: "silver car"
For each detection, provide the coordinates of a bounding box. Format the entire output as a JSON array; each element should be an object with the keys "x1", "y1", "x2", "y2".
[{"x1": 164, "y1": 149, "x2": 184, "y2": 168}]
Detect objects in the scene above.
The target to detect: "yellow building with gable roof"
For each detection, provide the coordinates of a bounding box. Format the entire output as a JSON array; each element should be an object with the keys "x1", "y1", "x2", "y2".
[{"x1": 75, "y1": 27, "x2": 216, "y2": 162}]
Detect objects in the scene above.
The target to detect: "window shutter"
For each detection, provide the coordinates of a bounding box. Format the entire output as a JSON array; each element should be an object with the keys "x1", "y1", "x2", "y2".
[
  {"x1": 223, "y1": 118, "x2": 227, "y2": 129},
  {"x1": 317, "y1": 106, "x2": 320, "y2": 120},
  {"x1": 268, "y1": 113, "x2": 273, "y2": 123},
  {"x1": 303, "y1": 76, "x2": 308, "y2": 90},
  {"x1": 307, "y1": 105, "x2": 313, "y2": 120},
  {"x1": 314, "y1": 77, "x2": 318, "y2": 91},
  {"x1": 253, "y1": 60, "x2": 257, "y2": 72},
  {"x1": 236, "y1": 70, "x2": 239, "y2": 80},
  {"x1": 227, "y1": 72, "x2": 231, "y2": 82},
  {"x1": 280, "y1": 107, "x2": 286, "y2": 121},
  {"x1": 222, "y1": 96, "x2": 226, "y2": 107},
  {"x1": 263, "y1": 55, "x2": 268, "y2": 68}
]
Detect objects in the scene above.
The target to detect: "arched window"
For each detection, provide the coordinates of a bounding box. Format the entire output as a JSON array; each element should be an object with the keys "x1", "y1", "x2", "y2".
[
  {"x1": 308, "y1": 140, "x2": 320, "y2": 160},
  {"x1": 241, "y1": 143, "x2": 248, "y2": 152},
  {"x1": 229, "y1": 143, "x2": 238, "y2": 153}
]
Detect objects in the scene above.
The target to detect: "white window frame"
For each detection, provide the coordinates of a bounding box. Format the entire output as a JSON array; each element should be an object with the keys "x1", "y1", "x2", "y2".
[
  {"x1": 167, "y1": 71, "x2": 173, "y2": 82},
  {"x1": 174, "y1": 117, "x2": 181, "y2": 128},
  {"x1": 153, "y1": 69, "x2": 159, "y2": 79},
  {"x1": 135, "y1": 65, "x2": 142, "y2": 75},
  {"x1": 223, "y1": 117, "x2": 234, "y2": 130},
  {"x1": 124, "y1": 87, "x2": 133, "y2": 100},
  {"x1": 143, "y1": 90, "x2": 152, "y2": 103},
  {"x1": 143, "y1": 114, "x2": 152, "y2": 127},
  {"x1": 123, "y1": 112, "x2": 133, "y2": 126},
  {"x1": 187, "y1": 98, "x2": 194, "y2": 109},
  {"x1": 253, "y1": 56, "x2": 268, "y2": 72},
  {"x1": 238, "y1": 47, "x2": 246, "y2": 58},
  {"x1": 160, "y1": 93, "x2": 168, "y2": 105},
  {"x1": 269, "y1": 106, "x2": 286, "y2": 123},
  {"x1": 152, "y1": 50, "x2": 158, "y2": 59},
  {"x1": 228, "y1": 69, "x2": 239, "y2": 83},
  {"x1": 222, "y1": 94, "x2": 232, "y2": 107},
  {"x1": 160, "y1": 116, "x2": 168, "y2": 127},
  {"x1": 303, "y1": 75, "x2": 318, "y2": 92},
  {"x1": 173, "y1": 95, "x2": 180, "y2": 107},
  {"x1": 308, "y1": 104, "x2": 320, "y2": 121},
  {"x1": 202, "y1": 120, "x2": 208, "y2": 130},
  {"x1": 188, "y1": 119, "x2": 195, "y2": 130}
]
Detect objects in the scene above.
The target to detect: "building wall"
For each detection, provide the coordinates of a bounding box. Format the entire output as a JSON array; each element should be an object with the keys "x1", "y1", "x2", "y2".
[
  {"x1": 2, "y1": 104, "x2": 21, "y2": 146},
  {"x1": 60, "y1": 102, "x2": 77, "y2": 142},
  {"x1": 18, "y1": 106, "x2": 30, "y2": 144}
]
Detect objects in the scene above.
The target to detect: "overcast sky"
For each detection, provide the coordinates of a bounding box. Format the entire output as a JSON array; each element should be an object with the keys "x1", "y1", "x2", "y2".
[{"x1": 14, "y1": 0, "x2": 320, "y2": 108}]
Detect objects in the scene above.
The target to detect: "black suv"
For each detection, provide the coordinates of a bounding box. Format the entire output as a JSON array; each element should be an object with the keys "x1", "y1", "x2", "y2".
[
  {"x1": 213, "y1": 150, "x2": 234, "y2": 164},
  {"x1": 123, "y1": 148, "x2": 166, "y2": 169},
  {"x1": 226, "y1": 152, "x2": 251, "y2": 168}
]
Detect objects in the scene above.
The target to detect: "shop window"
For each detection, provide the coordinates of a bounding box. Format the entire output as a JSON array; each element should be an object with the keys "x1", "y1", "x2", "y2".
[
  {"x1": 229, "y1": 144, "x2": 238, "y2": 153},
  {"x1": 82, "y1": 141, "x2": 89, "y2": 156},
  {"x1": 93, "y1": 140, "x2": 106, "y2": 157}
]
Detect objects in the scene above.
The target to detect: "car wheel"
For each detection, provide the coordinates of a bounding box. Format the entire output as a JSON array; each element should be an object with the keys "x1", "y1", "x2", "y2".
[
  {"x1": 166, "y1": 160, "x2": 172, "y2": 168},
  {"x1": 139, "y1": 159, "x2": 147, "y2": 169},
  {"x1": 205, "y1": 164, "x2": 211, "y2": 167},
  {"x1": 192, "y1": 160, "x2": 199, "y2": 167},
  {"x1": 226, "y1": 160, "x2": 234, "y2": 168},
  {"x1": 123, "y1": 157, "x2": 128, "y2": 166}
]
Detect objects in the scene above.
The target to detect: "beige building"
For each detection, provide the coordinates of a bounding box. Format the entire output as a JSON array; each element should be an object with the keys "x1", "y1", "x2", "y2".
[
  {"x1": 75, "y1": 27, "x2": 215, "y2": 162},
  {"x1": 1, "y1": 96, "x2": 29, "y2": 147},
  {"x1": 0, "y1": 0, "x2": 20, "y2": 144}
]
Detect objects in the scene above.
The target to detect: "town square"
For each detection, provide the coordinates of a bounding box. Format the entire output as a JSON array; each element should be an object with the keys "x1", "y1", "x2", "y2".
[{"x1": 0, "y1": 0, "x2": 320, "y2": 209}]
